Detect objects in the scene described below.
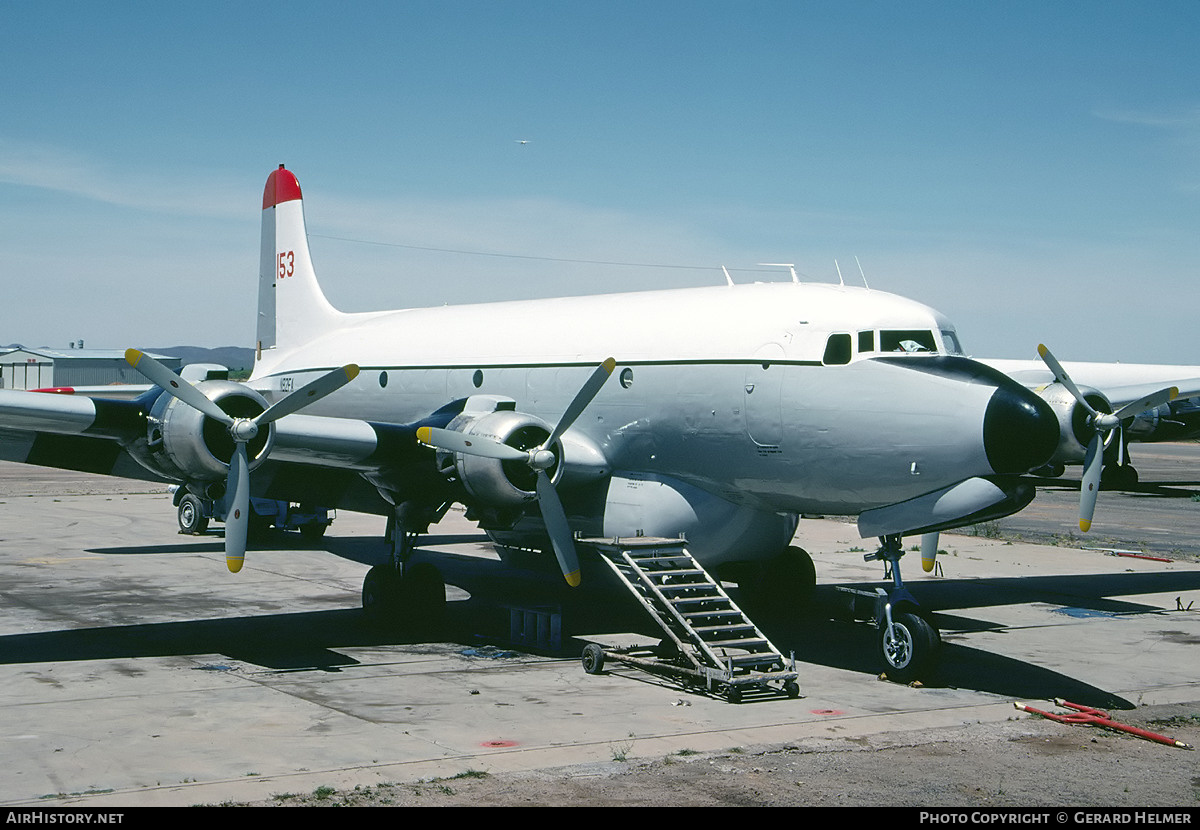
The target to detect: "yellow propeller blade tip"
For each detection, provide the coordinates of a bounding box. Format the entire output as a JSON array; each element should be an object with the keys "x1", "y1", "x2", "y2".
[
  {"x1": 921, "y1": 559, "x2": 935, "y2": 573},
  {"x1": 565, "y1": 571, "x2": 582, "y2": 588},
  {"x1": 125, "y1": 348, "x2": 143, "y2": 366},
  {"x1": 344, "y1": 364, "x2": 360, "y2": 381},
  {"x1": 1079, "y1": 520, "x2": 1092, "y2": 533},
  {"x1": 415, "y1": 426, "x2": 432, "y2": 444},
  {"x1": 601, "y1": 357, "x2": 616, "y2": 373},
  {"x1": 227, "y1": 558, "x2": 244, "y2": 573}
]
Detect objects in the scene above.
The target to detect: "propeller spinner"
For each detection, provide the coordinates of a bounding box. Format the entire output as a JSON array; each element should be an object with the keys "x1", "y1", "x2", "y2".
[
  {"x1": 1037, "y1": 345, "x2": 1176, "y2": 532},
  {"x1": 126, "y1": 349, "x2": 359, "y2": 572},
  {"x1": 417, "y1": 358, "x2": 616, "y2": 587}
]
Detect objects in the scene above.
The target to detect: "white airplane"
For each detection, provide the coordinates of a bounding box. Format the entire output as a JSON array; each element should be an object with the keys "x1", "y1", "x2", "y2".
[
  {"x1": 981, "y1": 353, "x2": 1200, "y2": 494},
  {"x1": 1, "y1": 165, "x2": 1197, "y2": 685}
]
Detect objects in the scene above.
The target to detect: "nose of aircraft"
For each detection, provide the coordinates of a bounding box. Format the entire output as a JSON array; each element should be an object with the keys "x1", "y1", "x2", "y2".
[{"x1": 983, "y1": 382, "x2": 1059, "y2": 474}]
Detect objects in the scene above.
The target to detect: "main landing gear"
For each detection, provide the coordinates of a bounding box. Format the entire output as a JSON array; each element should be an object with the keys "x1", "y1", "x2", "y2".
[
  {"x1": 362, "y1": 504, "x2": 447, "y2": 628},
  {"x1": 861, "y1": 534, "x2": 941, "y2": 684}
]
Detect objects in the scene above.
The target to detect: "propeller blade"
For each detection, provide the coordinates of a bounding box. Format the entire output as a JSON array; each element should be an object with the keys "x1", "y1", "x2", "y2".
[
  {"x1": 225, "y1": 442, "x2": 251, "y2": 572},
  {"x1": 544, "y1": 358, "x2": 616, "y2": 449},
  {"x1": 1113, "y1": 386, "x2": 1178, "y2": 421},
  {"x1": 536, "y1": 469, "x2": 581, "y2": 587},
  {"x1": 125, "y1": 348, "x2": 234, "y2": 425},
  {"x1": 920, "y1": 532, "x2": 939, "y2": 573},
  {"x1": 1079, "y1": 433, "x2": 1104, "y2": 532},
  {"x1": 256, "y1": 364, "x2": 360, "y2": 426},
  {"x1": 1037, "y1": 344, "x2": 1100, "y2": 417},
  {"x1": 415, "y1": 426, "x2": 528, "y2": 461}
]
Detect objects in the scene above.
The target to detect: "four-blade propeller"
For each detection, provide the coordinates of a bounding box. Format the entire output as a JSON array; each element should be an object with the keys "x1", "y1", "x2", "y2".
[
  {"x1": 1037, "y1": 345, "x2": 1176, "y2": 531},
  {"x1": 126, "y1": 349, "x2": 359, "y2": 572},
  {"x1": 416, "y1": 358, "x2": 616, "y2": 587}
]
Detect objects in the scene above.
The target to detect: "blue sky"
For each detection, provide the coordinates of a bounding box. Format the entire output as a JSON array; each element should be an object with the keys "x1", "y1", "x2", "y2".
[{"x1": 1, "y1": 1, "x2": 1197, "y2": 362}]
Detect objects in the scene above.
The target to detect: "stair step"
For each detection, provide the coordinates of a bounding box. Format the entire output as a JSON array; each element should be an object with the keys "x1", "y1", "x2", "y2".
[{"x1": 693, "y1": 623, "x2": 757, "y2": 634}]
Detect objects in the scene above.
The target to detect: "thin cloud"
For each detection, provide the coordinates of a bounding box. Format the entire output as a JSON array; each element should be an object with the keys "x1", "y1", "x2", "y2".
[
  {"x1": 1092, "y1": 105, "x2": 1200, "y2": 130},
  {"x1": 0, "y1": 140, "x2": 246, "y2": 219}
]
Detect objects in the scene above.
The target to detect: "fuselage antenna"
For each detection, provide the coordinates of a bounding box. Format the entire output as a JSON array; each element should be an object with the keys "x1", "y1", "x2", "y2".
[
  {"x1": 834, "y1": 260, "x2": 845, "y2": 286},
  {"x1": 855, "y1": 255, "x2": 870, "y2": 289},
  {"x1": 758, "y1": 263, "x2": 799, "y2": 283},
  {"x1": 722, "y1": 266, "x2": 735, "y2": 286}
]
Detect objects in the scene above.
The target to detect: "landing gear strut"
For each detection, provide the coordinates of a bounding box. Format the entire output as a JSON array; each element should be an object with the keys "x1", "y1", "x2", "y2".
[
  {"x1": 362, "y1": 502, "x2": 447, "y2": 628},
  {"x1": 864, "y1": 534, "x2": 941, "y2": 683}
]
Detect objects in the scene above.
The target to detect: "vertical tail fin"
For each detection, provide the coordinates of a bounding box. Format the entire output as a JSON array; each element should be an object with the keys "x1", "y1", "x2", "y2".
[{"x1": 257, "y1": 165, "x2": 343, "y2": 359}]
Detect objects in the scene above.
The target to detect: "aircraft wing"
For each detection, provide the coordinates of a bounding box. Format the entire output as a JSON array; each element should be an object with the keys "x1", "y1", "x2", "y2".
[
  {"x1": 987, "y1": 359, "x2": 1200, "y2": 407},
  {"x1": 0, "y1": 388, "x2": 449, "y2": 513}
]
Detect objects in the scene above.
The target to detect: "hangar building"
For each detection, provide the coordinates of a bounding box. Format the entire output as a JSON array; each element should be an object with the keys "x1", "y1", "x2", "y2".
[{"x1": 0, "y1": 347, "x2": 181, "y2": 391}]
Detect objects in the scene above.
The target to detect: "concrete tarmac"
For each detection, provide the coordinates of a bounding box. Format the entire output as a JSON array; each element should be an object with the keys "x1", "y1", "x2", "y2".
[{"x1": 0, "y1": 451, "x2": 1198, "y2": 807}]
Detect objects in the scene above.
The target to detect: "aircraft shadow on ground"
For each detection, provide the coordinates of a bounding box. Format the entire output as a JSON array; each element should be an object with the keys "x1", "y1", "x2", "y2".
[
  {"x1": 7, "y1": 543, "x2": 1196, "y2": 709},
  {"x1": 1024, "y1": 476, "x2": 1200, "y2": 497}
]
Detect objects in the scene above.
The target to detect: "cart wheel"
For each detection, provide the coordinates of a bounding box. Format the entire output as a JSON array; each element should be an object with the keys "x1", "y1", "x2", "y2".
[
  {"x1": 783, "y1": 680, "x2": 800, "y2": 699},
  {"x1": 727, "y1": 686, "x2": 743, "y2": 704},
  {"x1": 582, "y1": 643, "x2": 606, "y2": 675}
]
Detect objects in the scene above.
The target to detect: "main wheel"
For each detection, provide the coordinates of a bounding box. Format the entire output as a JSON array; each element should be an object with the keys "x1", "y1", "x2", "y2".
[
  {"x1": 879, "y1": 610, "x2": 940, "y2": 683},
  {"x1": 177, "y1": 494, "x2": 209, "y2": 535},
  {"x1": 362, "y1": 565, "x2": 404, "y2": 626},
  {"x1": 739, "y1": 545, "x2": 817, "y2": 613},
  {"x1": 404, "y1": 563, "x2": 446, "y2": 627}
]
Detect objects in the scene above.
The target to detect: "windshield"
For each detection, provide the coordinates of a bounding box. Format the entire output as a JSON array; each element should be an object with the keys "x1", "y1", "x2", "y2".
[{"x1": 880, "y1": 330, "x2": 937, "y2": 353}]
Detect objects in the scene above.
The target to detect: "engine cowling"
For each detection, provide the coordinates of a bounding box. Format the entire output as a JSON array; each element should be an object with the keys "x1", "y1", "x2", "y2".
[
  {"x1": 1036, "y1": 382, "x2": 1115, "y2": 466},
  {"x1": 436, "y1": 408, "x2": 562, "y2": 508},
  {"x1": 143, "y1": 381, "x2": 275, "y2": 483}
]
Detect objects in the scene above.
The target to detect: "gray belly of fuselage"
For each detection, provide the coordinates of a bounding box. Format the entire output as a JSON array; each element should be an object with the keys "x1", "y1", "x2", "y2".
[{"x1": 287, "y1": 357, "x2": 995, "y2": 517}]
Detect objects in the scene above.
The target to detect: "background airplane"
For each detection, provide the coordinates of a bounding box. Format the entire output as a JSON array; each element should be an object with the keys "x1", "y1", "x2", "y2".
[{"x1": 1, "y1": 165, "x2": 1197, "y2": 690}]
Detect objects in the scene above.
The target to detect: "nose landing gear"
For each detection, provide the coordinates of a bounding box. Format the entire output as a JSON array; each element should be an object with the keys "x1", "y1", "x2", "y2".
[{"x1": 863, "y1": 534, "x2": 941, "y2": 683}]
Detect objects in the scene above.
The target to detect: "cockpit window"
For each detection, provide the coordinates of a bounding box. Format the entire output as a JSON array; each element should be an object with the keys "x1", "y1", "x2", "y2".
[
  {"x1": 823, "y1": 333, "x2": 852, "y2": 365},
  {"x1": 941, "y1": 329, "x2": 964, "y2": 355},
  {"x1": 880, "y1": 330, "x2": 937, "y2": 353}
]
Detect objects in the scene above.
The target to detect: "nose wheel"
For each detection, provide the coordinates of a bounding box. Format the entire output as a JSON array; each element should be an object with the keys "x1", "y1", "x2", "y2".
[{"x1": 865, "y1": 535, "x2": 941, "y2": 683}]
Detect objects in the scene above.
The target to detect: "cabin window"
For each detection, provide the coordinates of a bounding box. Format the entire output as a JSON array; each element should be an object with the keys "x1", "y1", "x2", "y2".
[
  {"x1": 823, "y1": 333, "x2": 852, "y2": 365},
  {"x1": 858, "y1": 331, "x2": 875, "y2": 353},
  {"x1": 880, "y1": 330, "x2": 937, "y2": 353}
]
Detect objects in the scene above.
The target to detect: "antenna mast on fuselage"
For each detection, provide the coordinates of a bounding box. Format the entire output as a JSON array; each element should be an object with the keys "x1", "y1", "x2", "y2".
[{"x1": 758, "y1": 263, "x2": 799, "y2": 284}]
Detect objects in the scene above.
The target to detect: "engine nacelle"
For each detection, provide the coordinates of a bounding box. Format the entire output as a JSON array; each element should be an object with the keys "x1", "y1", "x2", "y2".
[
  {"x1": 437, "y1": 406, "x2": 562, "y2": 508},
  {"x1": 143, "y1": 381, "x2": 275, "y2": 483},
  {"x1": 1035, "y1": 382, "x2": 1115, "y2": 465}
]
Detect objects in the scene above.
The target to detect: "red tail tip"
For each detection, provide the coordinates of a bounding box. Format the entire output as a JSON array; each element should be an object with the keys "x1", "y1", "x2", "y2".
[{"x1": 263, "y1": 166, "x2": 302, "y2": 209}]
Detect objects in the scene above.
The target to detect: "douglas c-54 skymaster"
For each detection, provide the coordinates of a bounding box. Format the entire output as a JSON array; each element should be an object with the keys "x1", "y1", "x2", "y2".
[{"x1": 3, "y1": 165, "x2": 1199, "y2": 686}]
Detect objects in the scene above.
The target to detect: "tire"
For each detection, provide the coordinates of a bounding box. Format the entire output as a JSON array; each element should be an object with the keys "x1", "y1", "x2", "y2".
[
  {"x1": 740, "y1": 545, "x2": 817, "y2": 614},
  {"x1": 582, "y1": 643, "x2": 606, "y2": 675},
  {"x1": 177, "y1": 494, "x2": 209, "y2": 536},
  {"x1": 879, "y1": 610, "x2": 940, "y2": 683},
  {"x1": 404, "y1": 563, "x2": 446, "y2": 627},
  {"x1": 362, "y1": 565, "x2": 403, "y2": 626}
]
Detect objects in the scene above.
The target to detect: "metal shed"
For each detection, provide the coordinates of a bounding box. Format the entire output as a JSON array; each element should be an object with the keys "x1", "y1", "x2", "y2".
[{"x1": 0, "y1": 347, "x2": 181, "y2": 391}]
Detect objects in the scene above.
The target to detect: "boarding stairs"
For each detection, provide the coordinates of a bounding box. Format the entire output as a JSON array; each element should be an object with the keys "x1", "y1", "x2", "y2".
[{"x1": 579, "y1": 537, "x2": 799, "y2": 702}]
